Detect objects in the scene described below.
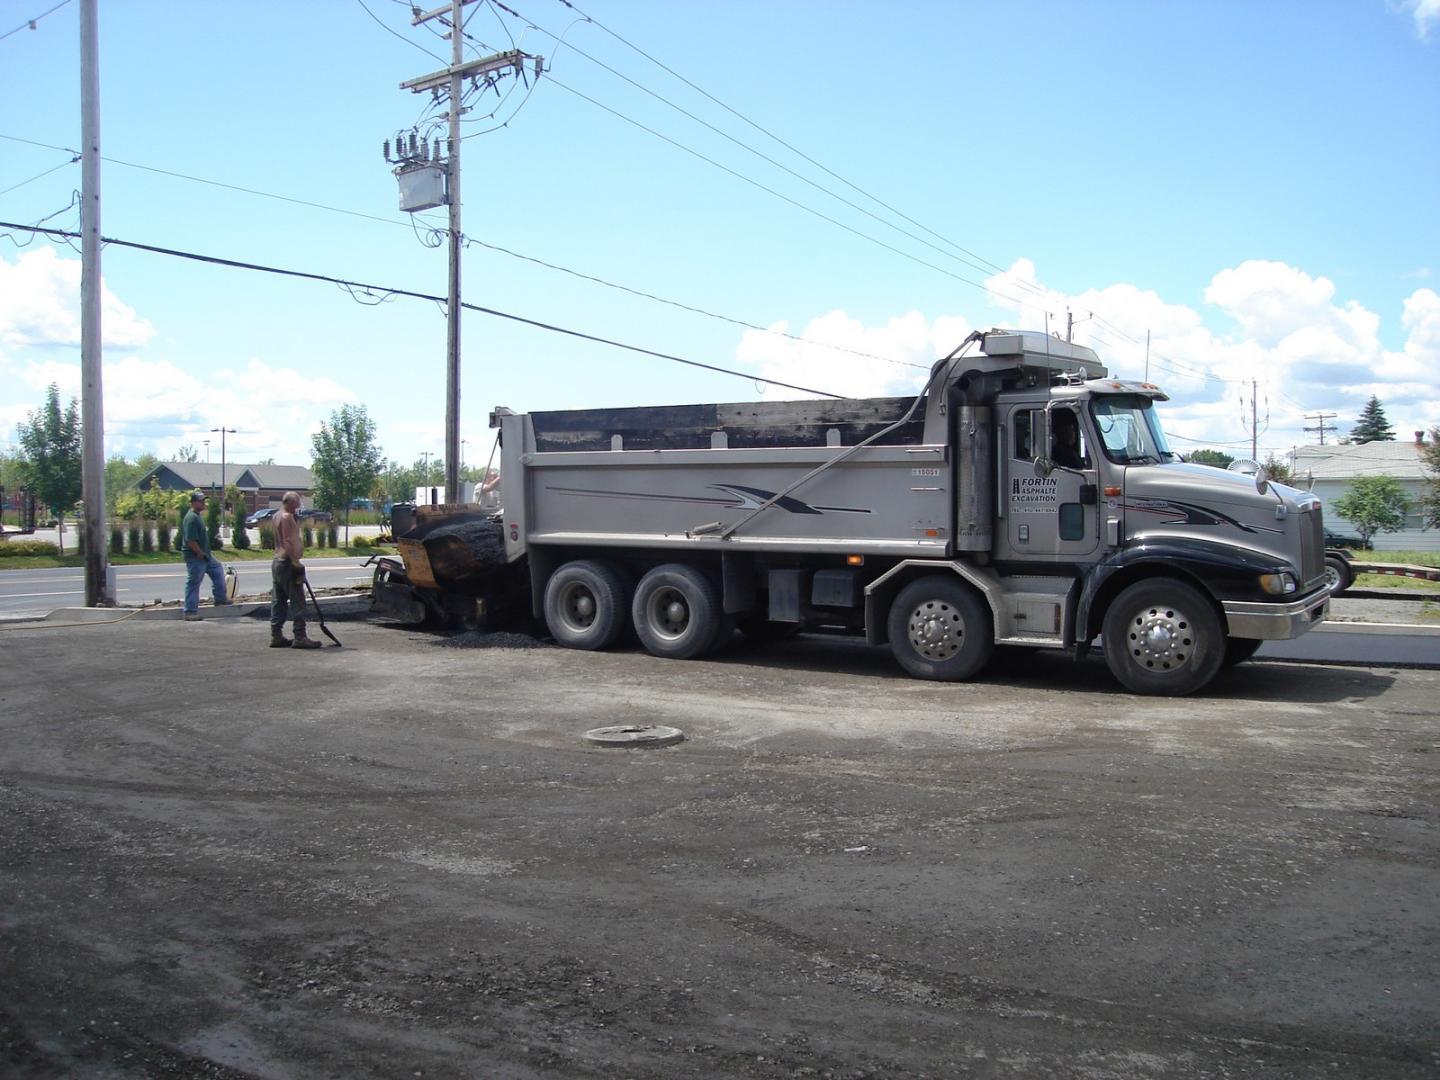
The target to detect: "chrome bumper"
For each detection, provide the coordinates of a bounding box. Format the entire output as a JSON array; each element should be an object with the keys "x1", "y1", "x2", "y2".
[{"x1": 1222, "y1": 589, "x2": 1329, "y2": 641}]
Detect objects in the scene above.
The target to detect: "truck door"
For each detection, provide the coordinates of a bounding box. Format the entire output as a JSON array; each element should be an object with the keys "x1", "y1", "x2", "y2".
[{"x1": 996, "y1": 402, "x2": 1099, "y2": 561}]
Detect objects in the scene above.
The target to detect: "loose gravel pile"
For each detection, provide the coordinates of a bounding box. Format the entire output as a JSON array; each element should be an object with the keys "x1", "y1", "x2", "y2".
[{"x1": 437, "y1": 629, "x2": 552, "y2": 650}]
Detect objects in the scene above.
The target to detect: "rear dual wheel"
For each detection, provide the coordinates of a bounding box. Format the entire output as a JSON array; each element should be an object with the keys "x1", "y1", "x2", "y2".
[
  {"x1": 544, "y1": 560, "x2": 630, "y2": 650},
  {"x1": 632, "y1": 563, "x2": 729, "y2": 660}
]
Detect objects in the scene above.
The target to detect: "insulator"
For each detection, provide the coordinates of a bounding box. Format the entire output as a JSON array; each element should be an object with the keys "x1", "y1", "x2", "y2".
[
  {"x1": 433, "y1": 139, "x2": 442, "y2": 161},
  {"x1": 383, "y1": 139, "x2": 391, "y2": 161},
  {"x1": 409, "y1": 133, "x2": 418, "y2": 156}
]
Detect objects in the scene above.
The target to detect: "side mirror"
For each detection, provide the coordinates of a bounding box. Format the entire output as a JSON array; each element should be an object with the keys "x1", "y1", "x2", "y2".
[
  {"x1": 1033, "y1": 457, "x2": 1055, "y2": 477},
  {"x1": 1254, "y1": 468, "x2": 1270, "y2": 497}
]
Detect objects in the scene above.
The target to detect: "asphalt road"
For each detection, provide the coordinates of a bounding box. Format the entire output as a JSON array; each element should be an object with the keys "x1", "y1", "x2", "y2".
[
  {"x1": 1, "y1": 617, "x2": 1436, "y2": 1078},
  {"x1": 0, "y1": 556, "x2": 375, "y2": 613}
]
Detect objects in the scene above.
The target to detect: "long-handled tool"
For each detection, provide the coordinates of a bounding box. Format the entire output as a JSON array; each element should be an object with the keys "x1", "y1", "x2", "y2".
[{"x1": 303, "y1": 576, "x2": 343, "y2": 647}]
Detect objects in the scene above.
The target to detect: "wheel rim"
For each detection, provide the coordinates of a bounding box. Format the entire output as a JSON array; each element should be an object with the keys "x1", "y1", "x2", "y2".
[
  {"x1": 1125, "y1": 602, "x2": 1195, "y2": 671},
  {"x1": 905, "y1": 599, "x2": 965, "y2": 661},
  {"x1": 1323, "y1": 565, "x2": 1341, "y2": 593},
  {"x1": 646, "y1": 586, "x2": 691, "y2": 642},
  {"x1": 557, "y1": 581, "x2": 598, "y2": 632}
]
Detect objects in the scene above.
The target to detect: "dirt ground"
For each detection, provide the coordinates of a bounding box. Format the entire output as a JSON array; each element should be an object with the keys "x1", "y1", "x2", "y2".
[{"x1": 1, "y1": 613, "x2": 1437, "y2": 1079}]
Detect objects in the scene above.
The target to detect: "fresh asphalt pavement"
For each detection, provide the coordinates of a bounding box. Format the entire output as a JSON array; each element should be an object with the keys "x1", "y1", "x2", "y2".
[{"x1": 0, "y1": 556, "x2": 376, "y2": 614}]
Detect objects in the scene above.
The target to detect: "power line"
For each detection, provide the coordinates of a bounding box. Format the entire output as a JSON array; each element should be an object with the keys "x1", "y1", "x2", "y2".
[
  {"x1": 353, "y1": 0, "x2": 447, "y2": 63},
  {"x1": 496, "y1": 1, "x2": 1049, "y2": 297},
  {"x1": 0, "y1": 153, "x2": 79, "y2": 196},
  {"x1": 0, "y1": 133, "x2": 927, "y2": 372},
  {"x1": 0, "y1": 220, "x2": 849, "y2": 399},
  {"x1": 549, "y1": 0, "x2": 1030, "y2": 288},
  {"x1": 0, "y1": 0, "x2": 72, "y2": 43},
  {"x1": 544, "y1": 75, "x2": 1035, "y2": 309}
]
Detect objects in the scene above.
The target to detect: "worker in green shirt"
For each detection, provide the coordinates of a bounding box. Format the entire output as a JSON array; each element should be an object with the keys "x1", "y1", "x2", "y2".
[{"x1": 181, "y1": 490, "x2": 231, "y2": 621}]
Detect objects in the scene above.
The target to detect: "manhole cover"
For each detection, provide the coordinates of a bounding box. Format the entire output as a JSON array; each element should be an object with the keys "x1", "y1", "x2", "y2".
[{"x1": 583, "y1": 724, "x2": 685, "y2": 749}]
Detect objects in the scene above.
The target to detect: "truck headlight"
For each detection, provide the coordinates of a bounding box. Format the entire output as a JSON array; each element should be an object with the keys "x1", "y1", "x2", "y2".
[{"x1": 1259, "y1": 572, "x2": 1296, "y2": 595}]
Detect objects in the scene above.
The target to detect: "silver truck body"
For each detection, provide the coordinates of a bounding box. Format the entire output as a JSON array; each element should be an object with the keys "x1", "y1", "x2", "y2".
[{"x1": 490, "y1": 330, "x2": 1328, "y2": 693}]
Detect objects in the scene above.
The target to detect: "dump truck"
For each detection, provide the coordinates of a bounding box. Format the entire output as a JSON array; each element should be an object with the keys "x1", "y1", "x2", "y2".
[{"x1": 385, "y1": 329, "x2": 1331, "y2": 695}]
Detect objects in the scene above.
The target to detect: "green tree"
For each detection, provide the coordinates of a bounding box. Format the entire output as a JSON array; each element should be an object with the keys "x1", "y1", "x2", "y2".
[
  {"x1": 206, "y1": 496, "x2": 223, "y2": 551},
  {"x1": 176, "y1": 443, "x2": 200, "y2": 462},
  {"x1": 1186, "y1": 449, "x2": 1234, "y2": 469},
  {"x1": 16, "y1": 384, "x2": 82, "y2": 554},
  {"x1": 1419, "y1": 428, "x2": 1440, "y2": 531},
  {"x1": 310, "y1": 404, "x2": 383, "y2": 543},
  {"x1": 1260, "y1": 453, "x2": 1293, "y2": 485},
  {"x1": 1331, "y1": 475, "x2": 1411, "y2": 547},
  {"x1": 1349, "y1": 396, "x2": 1395, "y2": 444}
]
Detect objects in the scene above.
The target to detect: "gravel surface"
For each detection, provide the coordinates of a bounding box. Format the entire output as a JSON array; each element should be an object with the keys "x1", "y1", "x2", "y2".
[{"x1": 1, "y1": 618, "x2": 1436, "y2": 1078}]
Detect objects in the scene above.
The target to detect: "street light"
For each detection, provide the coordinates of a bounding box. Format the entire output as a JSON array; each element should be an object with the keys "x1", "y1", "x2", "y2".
[
  {"x1": 211, "y1": 426, "x2": 236, "y2": 530},
  {"x1": 204, "y1": 438, "x2": 210, "y2": 463}
]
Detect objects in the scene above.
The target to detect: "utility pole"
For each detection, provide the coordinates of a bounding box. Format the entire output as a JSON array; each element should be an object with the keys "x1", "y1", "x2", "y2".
[
  {"x1": 79, "y1": 0, "x2": 111, "y2": 606},
  {"x1": 390, "y1": 8, "x2": 540, "y2": 504},
  {"x1": 211, "y1": 426, "x2": 235, "y2": 523},
  {"x1": 1240, "y1": 380, "x2": 1269, "y2": 463},
  {"x1": 1303, "y1": 411, "x2": 1337, "y2": 445}
]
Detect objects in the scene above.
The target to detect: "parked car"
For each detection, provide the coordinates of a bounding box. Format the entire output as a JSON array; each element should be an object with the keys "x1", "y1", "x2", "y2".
[
  {"x1": 1324, "y1": 528, "x2": 1370, "y2": 551},
  {"x1": 298, "y1": 508, "x2": 333, "y2": 523},
  {"x1": 244, "y1": 508, "x2": 278, "y2": 527}
]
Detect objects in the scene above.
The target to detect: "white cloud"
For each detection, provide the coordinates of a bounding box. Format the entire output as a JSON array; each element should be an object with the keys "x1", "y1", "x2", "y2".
[
  {"x1": 0, "y1": 247, "x2": 152, "y2": 349},
  {"x1": 735, "y1": 309, "x2": 969, "y2": 399},
  {"x1": 1396, "y1": 0, "x2": 1440, "y2": 39},
  {"x1": 734, "y1": 258, "x2": 1440, "y2": 458}
]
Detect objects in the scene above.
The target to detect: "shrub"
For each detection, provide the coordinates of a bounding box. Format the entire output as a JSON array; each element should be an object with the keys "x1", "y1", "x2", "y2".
[
  {"x1": 157, "y1": 522, "x2": 171, "y2": 550},
  {"x1": 127, "y1": 525, "x2": 142, "y2": 554},
  {"x1": 206, "y1": 499, "x2": 222, "y2": 550},
  {"x1": 326, "y1": 524, "x2": 338, "y2": 549},
  {"x1": 142, "y1": 527, "x2": 154, "y2": 553},
  {"x1": 260, "y1": 525, "x2": 276, "y2": 551},
  {"x1": 0, "y1": 540, "x2": 60, "y2": 557},
  {"x1": 110, "y1": 527, "x2": 124, "y2": 554},
  {"x1": 302, "y1": 525, "x2": 314, "y2": 549},
  {"x1": 231, "y1": 507, "x2": 251, "y2": 550},
  {"x1": 353, "y1": 535, "x2": 371, "y2": 550}
]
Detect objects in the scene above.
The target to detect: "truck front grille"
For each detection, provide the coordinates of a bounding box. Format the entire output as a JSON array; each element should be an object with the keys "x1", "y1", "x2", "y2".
[{"x1": 1299, "y1": 505, "x2": 1324, "y2": 585}]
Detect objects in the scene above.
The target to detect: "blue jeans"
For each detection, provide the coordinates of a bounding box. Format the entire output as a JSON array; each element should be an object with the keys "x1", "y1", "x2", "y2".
[
  {"x1": 270, "y1": 557, "x2": 307, "y2": 636},
  {"x1": 184, "y1": 554, "x2": 226, "y2": 613}
]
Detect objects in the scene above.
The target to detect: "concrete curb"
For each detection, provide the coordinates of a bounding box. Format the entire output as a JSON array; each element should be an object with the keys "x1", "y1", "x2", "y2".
[{"x1": 0, "y1": 593, "x2": 372, "y2": 626}]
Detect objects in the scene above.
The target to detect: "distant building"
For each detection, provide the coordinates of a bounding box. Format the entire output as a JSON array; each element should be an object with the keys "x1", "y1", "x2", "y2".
[
  {"x1": 1293, "y1": 433, "x2": 1436, "y2": 552},
  {"x1": 134, "y1": 462, "x2": 315, "y2": 514}
]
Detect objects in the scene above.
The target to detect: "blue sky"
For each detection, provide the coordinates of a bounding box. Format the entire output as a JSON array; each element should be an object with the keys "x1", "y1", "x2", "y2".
[{"x1": 1, "y1": 0, "x2": 1437, "y2": 471}]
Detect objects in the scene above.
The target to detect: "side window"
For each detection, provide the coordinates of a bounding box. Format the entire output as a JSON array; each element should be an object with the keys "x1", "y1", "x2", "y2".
[
  {"x1": 1014, "y1": 411, "x2": 1031, "y2": 461},
  {"x1": 1013, "y1": 409, "x2": 1043, "y2": 461},
  {"x1": 1051, "y1": 408, "x2": 1090, "y2": 468}
]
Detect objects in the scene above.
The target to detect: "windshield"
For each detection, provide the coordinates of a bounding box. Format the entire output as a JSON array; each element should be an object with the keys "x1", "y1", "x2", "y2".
[{"x1": 1090, "y1": 395, "x2": 1173, "y2": 465}]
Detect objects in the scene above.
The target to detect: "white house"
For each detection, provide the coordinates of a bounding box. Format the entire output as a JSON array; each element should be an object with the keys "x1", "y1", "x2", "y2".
[{"x1": 1293, "y1": 433, "x2": 1436, "y2": 552}]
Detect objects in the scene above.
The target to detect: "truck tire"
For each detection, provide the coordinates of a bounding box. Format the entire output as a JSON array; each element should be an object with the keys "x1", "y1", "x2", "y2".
[
  {"x1": 1102, "y1": 579, "x2": 1223, "y2": 695},
  {"x1": 632, "y1": 564, "x2": 724, "y2": 660},
  {"x1": 886, "y1": 576, "x2": 993, "y2": 681},
  {"x1": 544, "y1": 560, "x2": 630, "y2": 651},
  {"x1": 1323, "y1": 553, "x2": 1353, "y2": 596}
]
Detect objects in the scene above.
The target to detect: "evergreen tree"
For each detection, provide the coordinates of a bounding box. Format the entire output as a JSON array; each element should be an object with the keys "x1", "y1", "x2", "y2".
[{"x1": 1350, "y1": 396, "x2": 1395, "y2": 444}]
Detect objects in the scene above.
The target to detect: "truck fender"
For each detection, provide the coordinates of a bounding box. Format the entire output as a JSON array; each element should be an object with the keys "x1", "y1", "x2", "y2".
[
  {"x1": 863, "y1": 559, "x2": 1004, "y2": 647},
  {"x1": 1075, "y1": 538, "x2": 1286, "y2": 646}
]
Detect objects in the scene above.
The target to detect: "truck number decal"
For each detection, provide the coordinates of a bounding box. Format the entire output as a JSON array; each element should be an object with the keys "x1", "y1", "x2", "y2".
[{"x1": 910, "y1": 468, "x2": 943, "y2": 477}]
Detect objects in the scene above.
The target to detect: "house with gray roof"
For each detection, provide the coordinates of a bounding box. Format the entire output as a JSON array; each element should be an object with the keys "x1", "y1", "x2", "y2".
[
  {"x1": 1293, "y1": 433, "x2": 1436, "y2": 552},
  {"x1": 134, "y1": 462, "x2": 315, "y2": 514}
]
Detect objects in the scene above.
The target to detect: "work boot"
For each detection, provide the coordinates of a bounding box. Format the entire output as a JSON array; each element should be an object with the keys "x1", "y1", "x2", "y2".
[
  {"x1": 183, "y1": 613, "x2": 202, "y2": 622},
  {"x1": 270, "y1": 633, "x2": 292, "y2": 648},
  {"x1": 292, "y1": 633, "x2": 321, "y2": 650},
  {"x1": 214, "y1": 597, "x2": 235, "y2": 607}
]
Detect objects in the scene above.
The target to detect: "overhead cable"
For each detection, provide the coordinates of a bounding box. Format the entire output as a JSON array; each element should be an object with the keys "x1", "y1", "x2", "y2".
[{"x1": 0, "y1": 221, "x2": 848, "y2": 399}]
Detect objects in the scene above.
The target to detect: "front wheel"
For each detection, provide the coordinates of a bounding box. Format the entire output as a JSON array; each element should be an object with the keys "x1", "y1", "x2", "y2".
[
  {"x1": 1102, "y1": 579, "x2": 1224, "y2": 695},
  {"x1": 886, "y1": 576, "x2": 993, "y2": 681},
  {"x1": 1323, "y1": 554, "x2": 1353, "y2": 596}
]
